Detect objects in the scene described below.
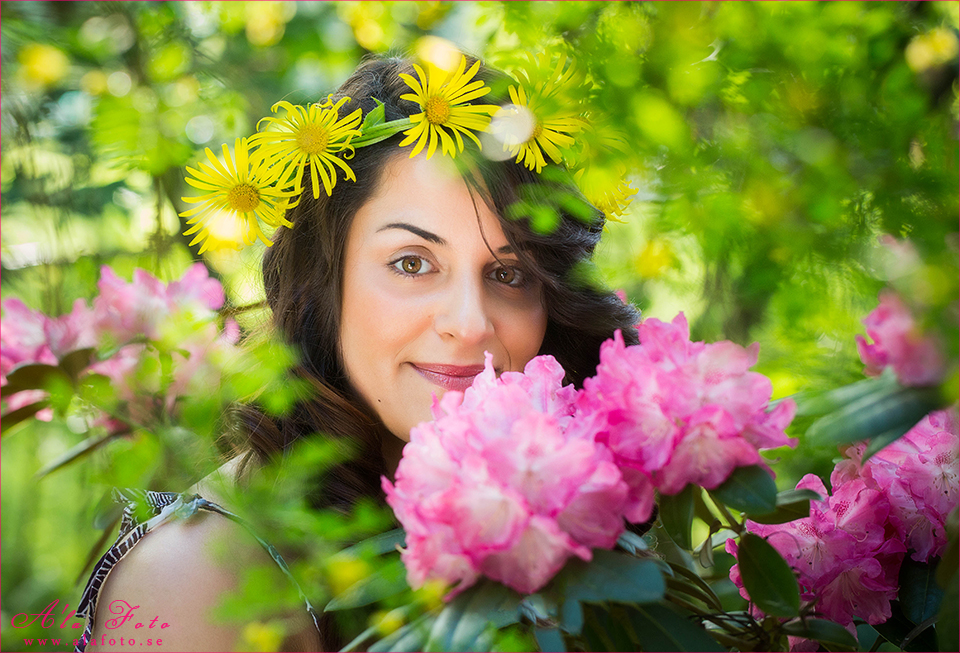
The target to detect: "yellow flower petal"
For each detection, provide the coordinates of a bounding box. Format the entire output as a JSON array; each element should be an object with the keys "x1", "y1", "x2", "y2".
[{"x1": 399, "y1": 54, "x2": 498, "y2": 160}]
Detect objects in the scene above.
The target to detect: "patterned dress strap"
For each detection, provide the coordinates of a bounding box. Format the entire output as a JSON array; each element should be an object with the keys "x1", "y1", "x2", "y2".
[{"x1": 75, "y1": 490, "x2": 321, "y2": 652}]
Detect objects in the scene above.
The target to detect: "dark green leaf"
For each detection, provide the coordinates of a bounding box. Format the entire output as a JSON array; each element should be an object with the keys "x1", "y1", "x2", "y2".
[
  {"x1": 567, "y1": 549, "x2": 666, "y2": 604},
  {"x1": 806, "y1": 384, "x2": 943, "y2": 446},
  {"x1": 660, "y1": 484, "x2": 696, "y2": 549},
  {"x1": 1, "y1": 400, "x2": 49, "y2": 435},
  {"x1": 898, "y1": 558, "x2": 944, "y2": 625},
  {"x1": 534, "y1": 626, "x2": 566, "y2": 652},
  {"x1": 782, "y1": 618, "x2": 858, "y2": 651},
  {"x1": 424, "y1": 579, "x2": 521, "y2": 652},
  {"x1": 580, "y1": 604, "x2": 640, "y2": 650},
  {"x1": 2, "y1": 363, "x2": 70, "y2": 395},
  {"x1": 748, "y1": 488, "x2": 822, "y2": 525},
  {"x1": 710, "y1": 465, "x2": 778, "y2": 516},
  {"x1": 737, "y1": 533, "x2": 800, "y2": 618},
  {"x1": 59, "y1": 347, "x2": 96, "y2": 380},
  {"x1": 667, "y1": 562, "x2": 723, "y2": 610},
  {"x1": 324, "y1": 557, "x2": 409, "y2": 611},
  {"x1": 556, "y1": 550, "x2": 665, "y2": 635},
  {"x1": 622, "y1": 602, "x2": 723, "y2": 651}
]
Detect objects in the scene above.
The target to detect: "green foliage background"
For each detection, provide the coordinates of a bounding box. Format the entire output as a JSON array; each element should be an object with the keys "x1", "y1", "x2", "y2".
[{"x1": 2, "y1": 2, "x2": 957, "y2": 650}]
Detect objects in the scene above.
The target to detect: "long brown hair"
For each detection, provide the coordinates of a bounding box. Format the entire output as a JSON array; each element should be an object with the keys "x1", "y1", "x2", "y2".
[{"x1": 232, "y1": 54, "x2": 641, "y2": 509}]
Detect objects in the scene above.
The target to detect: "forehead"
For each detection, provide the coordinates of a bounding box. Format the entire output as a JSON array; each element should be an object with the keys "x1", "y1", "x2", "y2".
[{"x1": 349, "y1": 154, "x2": 508, "y2": 247}]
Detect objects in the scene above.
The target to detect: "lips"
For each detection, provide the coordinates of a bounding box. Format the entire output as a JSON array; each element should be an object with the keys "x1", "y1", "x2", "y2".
[{"x1": 411, "y1": 363, "x2": 486, "y2": 392}]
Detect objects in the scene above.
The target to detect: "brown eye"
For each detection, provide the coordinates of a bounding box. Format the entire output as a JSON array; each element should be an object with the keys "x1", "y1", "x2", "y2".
[
  {"x1": 491, "y1": 266, "x2": 523, "y2": 286},
  {"x1": 391, "y1": 255, "x2": 432, "y2": 276}
]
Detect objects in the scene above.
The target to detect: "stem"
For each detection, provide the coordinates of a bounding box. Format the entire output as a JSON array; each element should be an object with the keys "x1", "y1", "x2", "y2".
[
  {"x1": 708, "y1": 492, "x2": 743, "y2": 533},
  {"x1": 663, "y1": 595, "x2": 748, "y2": 636}
]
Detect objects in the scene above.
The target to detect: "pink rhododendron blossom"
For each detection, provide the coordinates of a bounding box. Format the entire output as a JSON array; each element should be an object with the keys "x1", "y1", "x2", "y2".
[
  {"x1": 729, "y1": 407, "x2": 958, "y2": 632},
  {"x1": 166, "y1": 263, "x2": 226, "y2": 312},
  {"x1": 728, "y1": 473, "x2": 904, "y2": 630},
  {"x1": 1, "y1": 265, "x2": 234, "y2": 432},
  {"x1": 855, "y1": 291, "x2": 943, "y2": 386},
  {"x1": 577, "y1": 314, "x2": 795, "y2": 518},
  {"x1": 384, "y1": 353, "x2": 629, "y2": 596},
  {"x1": 1, "y1": 298, "x2": 56, "y2": 374},
  {"x1": 835, "y1": 410, "x2": 959, "y2": 561}
]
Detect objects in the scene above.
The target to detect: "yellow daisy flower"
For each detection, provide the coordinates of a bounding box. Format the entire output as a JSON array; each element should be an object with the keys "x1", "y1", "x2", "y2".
[
  {"x1": 250, "y1": 96, "x2": 363, "y2": 199},
  {"x1": 504, "y1": 83, "x2": 582, "y2": 173},
  {"x1": 180, "y1": 138, "x2": 295, "y2": 254},
  {"x1": 574, "y1": 167, "x2": 638, "y2": 222},
  {"x1": 398, "y1": 55, "x2": 499, "y2": 159},
  {"x1": 498, "y1": 53, "x2": 584, "y2": 172}
]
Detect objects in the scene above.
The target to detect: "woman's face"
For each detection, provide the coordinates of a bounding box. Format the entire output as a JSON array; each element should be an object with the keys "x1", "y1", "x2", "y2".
[{"x1": 340, "y1": 154, "x2": 548, "y2": 441}]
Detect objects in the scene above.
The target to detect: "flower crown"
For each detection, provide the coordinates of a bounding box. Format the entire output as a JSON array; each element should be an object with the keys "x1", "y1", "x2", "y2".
[{"x1": 180, "y1": 53, "x2": 637, "y2": 254}]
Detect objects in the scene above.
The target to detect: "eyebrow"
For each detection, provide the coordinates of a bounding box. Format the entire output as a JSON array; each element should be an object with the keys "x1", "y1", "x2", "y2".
[{"x1": 377, "y1": 222, "x2": 513, "y2": 254}]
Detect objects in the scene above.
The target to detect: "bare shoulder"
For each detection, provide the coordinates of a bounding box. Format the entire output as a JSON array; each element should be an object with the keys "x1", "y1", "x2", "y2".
[
  {"x1": 88, "y1": 505, "x2": 320, "y2": 651},
  {"x1": 87, "y1": 510, "x2": 250, "y2": 651}
]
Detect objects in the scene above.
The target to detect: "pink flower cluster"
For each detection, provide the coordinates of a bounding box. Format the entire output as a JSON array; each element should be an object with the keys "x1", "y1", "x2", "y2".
[
  {"x1": 1, "y1": 264, "x2": 233, "y2": 429},
  {"x1": 577, "y1": 314, "x2": 796, "y2": 520},
  {"x1": 384, "y1": 354, "x2": 629, "y2": 595},
  {"x1": 728, "y1": 410, "x2": 959, "y2": 629},
  {"x1": 386, "y1": 313, "x2": 796, "y2": 596},
  {"x1": 856, "y1": 291, "x2": 943, "y2": 386}
]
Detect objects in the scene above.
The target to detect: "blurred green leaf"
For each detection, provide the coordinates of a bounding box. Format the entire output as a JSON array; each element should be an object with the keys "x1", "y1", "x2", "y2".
[
  {"x1": 35, "y1": 432, "x2": 117, "y2": 478},
  {"x1": 534, "y1": 626, "x2": 566, "y2": 652},
  {"x1": 1, "y1": 400, "x2": 49, "y2": 435},
  {"x1": 324, "y1": 557, "x2": 409, "y2": 612},
  {"x1": 2, "y1": 363, "x2": 70, "y2": 395},
  {"x1": 936, "y1": 569, "x2": 959, "y2": 652},
  {"x1": 794, "y1": 373, "x2": 897, "y2": 417},
  {"x1": 807, "y1": 382, "x2": 944, "y2": 447},
  {"x1": 423, "y1": 580, "x2": 521, "y2": 652}
]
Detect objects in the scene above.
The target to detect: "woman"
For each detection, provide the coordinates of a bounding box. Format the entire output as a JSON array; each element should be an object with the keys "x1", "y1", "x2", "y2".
[{"x1": 77, "y1": 54, "x2": 640, "y2": 652}]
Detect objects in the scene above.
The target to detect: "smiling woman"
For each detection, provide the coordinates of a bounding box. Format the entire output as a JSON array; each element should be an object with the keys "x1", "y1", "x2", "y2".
[
  {"x1": 78, "y1": 54, "x2": 641, "y2": 652},
  {"x1": 340, "y1": 154, "x2": 548, "y2": 446}
]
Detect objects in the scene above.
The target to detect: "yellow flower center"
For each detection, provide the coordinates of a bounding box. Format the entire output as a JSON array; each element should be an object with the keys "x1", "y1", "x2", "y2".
[
  {"x1": 296, "y1": 124, "x2": 330, "y2": 155},
  {"x1": 532, "y1": 120, "x2": 544, "y2": 141},
  {"x1": 226, "y1": 183, "x2": 261, "y2": 213},
  {"x1": 425, "y1": 95, "x2": 451, "y2": 125}
]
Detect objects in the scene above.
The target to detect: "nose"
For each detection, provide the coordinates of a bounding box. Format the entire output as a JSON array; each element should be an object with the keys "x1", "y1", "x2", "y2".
[{"x1": 434, "y1": 276, "x2": 495, "y2": 345}]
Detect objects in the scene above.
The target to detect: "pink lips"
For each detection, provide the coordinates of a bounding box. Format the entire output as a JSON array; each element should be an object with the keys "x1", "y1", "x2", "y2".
[{"x1": 412, "y1": 363, "x2": 486, "y2": 392}]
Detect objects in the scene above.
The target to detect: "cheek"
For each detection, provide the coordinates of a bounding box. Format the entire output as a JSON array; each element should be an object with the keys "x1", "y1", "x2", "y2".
[
  {"x1": 340, "y1": 266, "x2": 432, "y2": 389},
  {"x1": 497, "y1": 299, "x2": 549, "y2": 371}
]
